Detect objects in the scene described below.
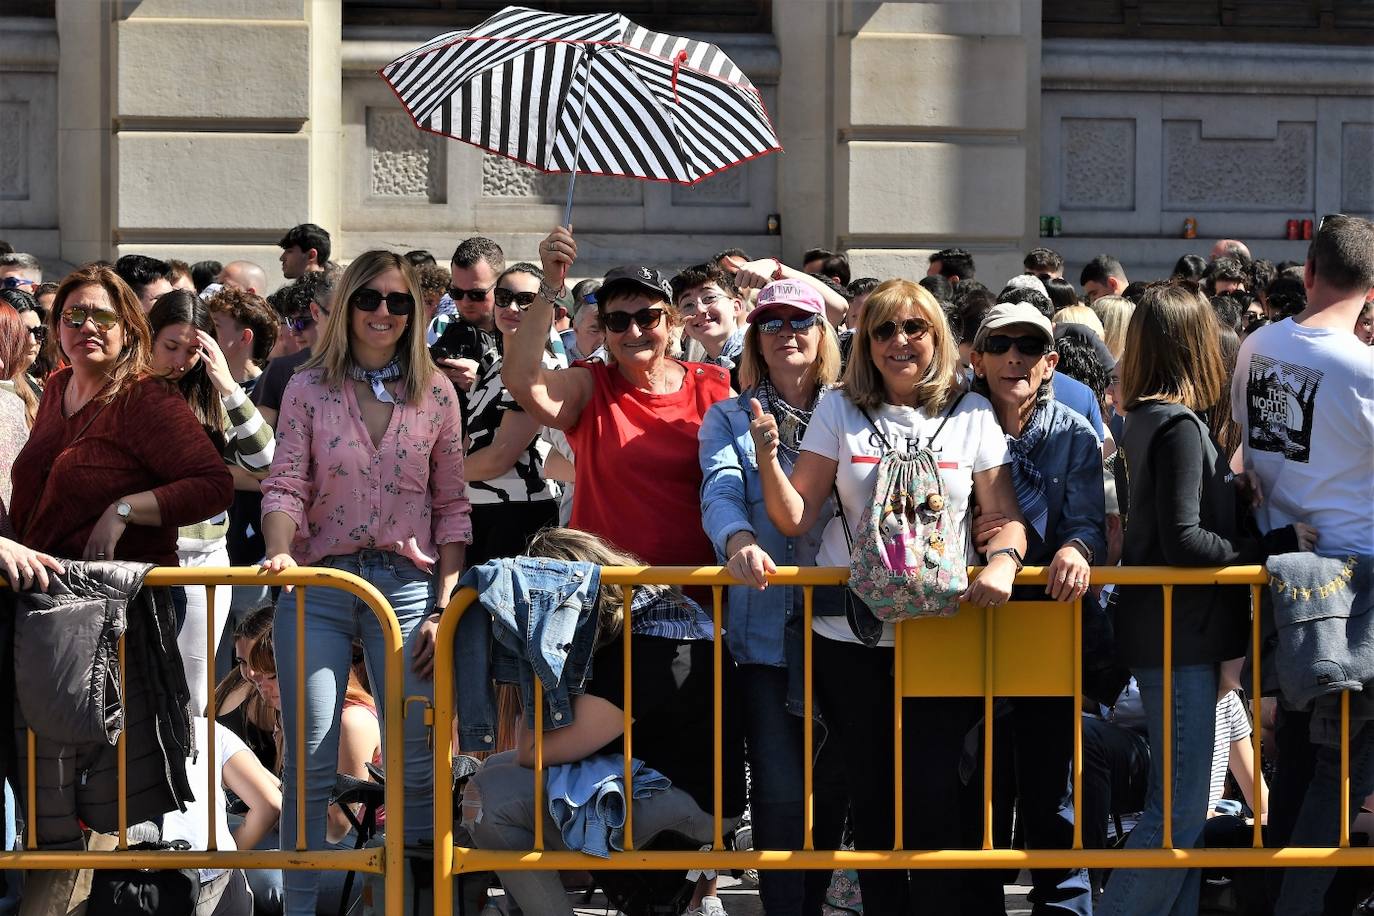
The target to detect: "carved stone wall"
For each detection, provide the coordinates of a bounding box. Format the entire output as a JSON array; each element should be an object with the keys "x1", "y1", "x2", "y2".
[
  {"x1": 1163, "y1": 121, "x2": 1312, "y2": 210},
  {"x1": 368, "y1": 108, "x2": 445, "y2": 202},
  {"x1": 1342, "y1": 123, "x2": 1374, "y2": 212},
  {"x1": 0, "y1": 101, "x2": 29, "y2": 200},
  {"x1": 480, "y1": 153, "x2": 642, "y2": 205},
  {"x1": 1060, "y1": 117, "x2": 1134, "y2": 210}
]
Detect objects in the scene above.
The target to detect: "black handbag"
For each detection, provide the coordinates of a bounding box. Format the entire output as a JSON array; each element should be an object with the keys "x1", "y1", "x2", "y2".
[{"x1": 86, "y1": 841, "x2": 199, "y2": 916}]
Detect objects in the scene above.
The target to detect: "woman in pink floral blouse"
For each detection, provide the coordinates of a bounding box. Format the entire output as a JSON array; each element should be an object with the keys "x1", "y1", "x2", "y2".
[{"x1": 260, "y1": 250, "x2": 471, "y2": 916}]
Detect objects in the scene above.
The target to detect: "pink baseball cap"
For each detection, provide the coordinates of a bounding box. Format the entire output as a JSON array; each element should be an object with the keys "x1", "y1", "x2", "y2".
[{"x1": 746, "y1": 279, "x2": 826, "y2": 324}]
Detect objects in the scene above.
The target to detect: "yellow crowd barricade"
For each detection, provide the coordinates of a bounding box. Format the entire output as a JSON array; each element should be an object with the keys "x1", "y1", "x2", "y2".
[
  {"x1": 0, "y1": 567, "x2": 407, "y2": 916},
  {"x1": 432, "y1": 564, "x2": 1370, "y2": 916}
]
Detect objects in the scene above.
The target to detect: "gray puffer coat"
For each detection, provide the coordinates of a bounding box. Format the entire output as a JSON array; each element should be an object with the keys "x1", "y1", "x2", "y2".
[{"x1": 6, "y1": 561, "x2": 195, "y2": 848}]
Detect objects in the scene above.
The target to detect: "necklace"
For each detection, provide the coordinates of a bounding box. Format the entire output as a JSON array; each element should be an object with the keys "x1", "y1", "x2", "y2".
[
  {"x1": 347, "y1": 356, "x2": 404, "y2": 405},
  {"x1": 757, "y1": 376, "x2": 823, "y2": 461}
]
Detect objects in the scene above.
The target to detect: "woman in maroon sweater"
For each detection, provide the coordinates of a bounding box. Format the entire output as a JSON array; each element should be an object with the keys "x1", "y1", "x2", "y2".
[{"x1": 9, "y1": 264, "x2": 232, "y2": 566}]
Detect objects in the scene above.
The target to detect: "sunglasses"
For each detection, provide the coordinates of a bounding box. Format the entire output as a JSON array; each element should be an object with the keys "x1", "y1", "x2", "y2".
[
  {"x1": 27, "y1": 325, "x2": 48, "y2": 344},
  {"x1": 980, "y1": 334, "x2": 1049, "y2": 357},
  {"x1": 1, "y1": 276, "x2": 35, "y2": 290},
  {"x1": 600, "y1": 307, "x2": 665, "y2": 334},
  {"x1": 871, "y1": 317, "x2": 931, "y2": 343},
  {"x1": 759, "y1": 314, "x2": 820, "y2": 335},
  {"x1": 284, "y1": 314, "x2": 314, "y2": 333},
  {"x1": 350, "y1": 288, "x2": 415, "y2": 316},
  {"x1": 61, "y1": 305, "x2": 121, "y2": 332},
  {"x1": 448, "y1": 283, "x2": 496, "y2": 303},
  {"x1": 495, "y1": 288, "x2": 538, "y2": 311}
]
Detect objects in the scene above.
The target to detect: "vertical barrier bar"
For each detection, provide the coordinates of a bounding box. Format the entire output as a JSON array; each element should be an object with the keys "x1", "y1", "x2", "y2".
[
  {"x1": 26, "y1": 729, "x2": 36, "y2": 849},
  {"x1": 533, "y1": 677, "x2": 544, "y2": 851},
  {"x1": 983, "y1": 605, "x2": 995, "y2": 850},
  {"x1": 206, "y1": 584, "x2": 217, "y2": 851},
  {"x1": 712, "y1": 585, "x2": 724, "y2": 851},
  {"x1": 1072, "y1": 595, "x2": 1083, "y2": 850},
  {"x1": 295, "y1": 586, "x2": 307, "y2": 851},
  {"x1": 1340, "y1": 690, "x2": 1350, "y2": 848},
  {"x1": 118, "y1": 634, "x2": 128, "y2": 849},
  {"x1": 893, "y1": 621, "x2": 904, "y2": 850},
  {"x1": 622, "y1": 585, "x2": 634, "y2": 851},
  {"x1": 803, "y1": 585, "x2": 815, "y2": 851},
  {"x1": 1251, "y1": 584, "x2": 1264, "y2": 848},
  {"x1": 1162, "y1": 585, "x2": 1174, "y2": 849},
  {"x1": 433, "y1": 596, "x2": 456, "y2": 916}
]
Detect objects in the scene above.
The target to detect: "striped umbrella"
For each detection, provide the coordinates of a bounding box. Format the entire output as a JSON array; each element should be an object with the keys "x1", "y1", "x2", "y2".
[{"x1": 380, "y1": 5, "x2": 781, "y2": 222}]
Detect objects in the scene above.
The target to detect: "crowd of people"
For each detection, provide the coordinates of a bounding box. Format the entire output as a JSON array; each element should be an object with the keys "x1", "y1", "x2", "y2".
[{"x1": 0, "y1": 213, "x2": 1369, "y2": 916}]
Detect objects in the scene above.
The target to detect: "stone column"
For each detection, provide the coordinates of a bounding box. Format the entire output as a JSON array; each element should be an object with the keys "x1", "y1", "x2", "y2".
[
  {"x1": 108, "y1": 0, "x2": 341, "y2": 290},
  {"x1": 836, "y1": 0, "x2": 1041, "y2": 286}
]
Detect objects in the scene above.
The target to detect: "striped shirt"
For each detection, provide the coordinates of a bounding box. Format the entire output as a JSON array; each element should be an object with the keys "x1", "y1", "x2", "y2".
[
  {"x1": 1209, "y1": 690, "x2": 1252, "y2": 810},
  {"x1": 178, "y1": 386, "x2": 276, "y2": 548}
]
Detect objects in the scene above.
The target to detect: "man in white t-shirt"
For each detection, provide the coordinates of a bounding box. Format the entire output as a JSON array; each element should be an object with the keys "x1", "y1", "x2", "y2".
[{"x1": 1231, "y1": 214, "x2": 1374, "y2": 916}]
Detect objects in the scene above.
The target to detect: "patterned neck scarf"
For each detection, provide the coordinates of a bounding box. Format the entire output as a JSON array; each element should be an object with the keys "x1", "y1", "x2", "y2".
[
  {"x1": 1007, "y1": 402, "x2": 1050, "y2": 539},
  {"x1": 756, "y1": 376, "x2": 826, "y2": 463},
  {"x1": 347, "y1": 356, "x2": 404, "y2": 405}
]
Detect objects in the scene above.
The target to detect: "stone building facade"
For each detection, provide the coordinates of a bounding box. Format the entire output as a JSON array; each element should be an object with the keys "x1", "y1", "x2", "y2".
[{"x1": 1, "y1": 1, "x2": 1370, "y2": 288}]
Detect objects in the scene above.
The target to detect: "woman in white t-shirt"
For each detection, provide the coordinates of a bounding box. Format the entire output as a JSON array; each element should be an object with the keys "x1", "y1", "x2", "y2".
[{"x1": 751, "y1": 279, "x2": 1026, "y2": 913}]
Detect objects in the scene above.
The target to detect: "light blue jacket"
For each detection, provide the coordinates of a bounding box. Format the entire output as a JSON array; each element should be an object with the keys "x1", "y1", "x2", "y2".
[
  {"x1": 699, "y1": 391, "x2": 830, "y2": 685},
  {"x1": 547, "y1": 753, "x2": 671, "y2": 858}
]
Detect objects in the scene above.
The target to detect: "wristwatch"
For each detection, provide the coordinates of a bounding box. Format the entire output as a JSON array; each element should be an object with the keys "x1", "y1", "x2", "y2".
[
  {"x1": 987, "y1": 546, "x2": 1024, "y2": 572},
  {"x1": 115, "y1": 501, "x2": 133, "y2": 521},
  {"x1": 770, "y1": 259, "x2": 785, "y2": 281}
]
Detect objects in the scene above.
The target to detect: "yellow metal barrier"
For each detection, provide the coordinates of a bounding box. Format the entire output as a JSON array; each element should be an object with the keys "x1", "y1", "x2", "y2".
[
  {"x1": 0, "y1": 567, "x2": 407, "y2": 916},
  {"x1": 432, "y1": 564, "x2": 1369, "y2": 914}
]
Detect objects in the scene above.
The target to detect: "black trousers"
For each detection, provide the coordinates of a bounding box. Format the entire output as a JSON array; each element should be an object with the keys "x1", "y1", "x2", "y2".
[{"x1": 466, "y1": 500, "x2": 560, "y2": 567}]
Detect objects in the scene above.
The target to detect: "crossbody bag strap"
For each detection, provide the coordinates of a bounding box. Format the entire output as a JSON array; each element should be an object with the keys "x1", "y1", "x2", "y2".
[{"x1": 927, "y1": 391, "x2": 967, "y2": 450}]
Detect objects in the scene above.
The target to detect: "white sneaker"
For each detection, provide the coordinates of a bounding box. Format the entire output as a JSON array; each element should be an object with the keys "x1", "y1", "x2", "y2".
[{"x1": 683, "y1": 896, "x2": 727, "y2": 916}]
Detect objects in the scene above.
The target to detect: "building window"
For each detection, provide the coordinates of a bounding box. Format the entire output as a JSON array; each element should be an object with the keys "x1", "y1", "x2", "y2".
[
  {"x1": 1044, "y1": 0, "x2": 1374, "y2": 43},
  {"x1": 343, "y1": 1, "x2": 771, "y2": 34}
]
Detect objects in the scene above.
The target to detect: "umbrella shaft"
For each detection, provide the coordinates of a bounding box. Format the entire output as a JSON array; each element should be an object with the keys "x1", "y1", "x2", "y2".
[{"x1": 563, "y1": 47, "x2": 597, "y2": 228}]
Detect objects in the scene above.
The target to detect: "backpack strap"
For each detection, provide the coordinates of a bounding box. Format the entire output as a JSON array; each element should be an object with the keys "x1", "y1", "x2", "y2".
[{"x1": 927, "y1": 391, "x2": 967, "y2": 450}]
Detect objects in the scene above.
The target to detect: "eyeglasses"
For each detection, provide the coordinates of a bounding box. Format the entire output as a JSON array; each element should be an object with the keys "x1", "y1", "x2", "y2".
[
  {"x1": 284, "y1": 314, "x2": 314, "y2": 333},
  {"x1": 1, "y1": 277, "x2": 35, "y2": 290},
  {"x1": 759, "y1": 314, "x2": 820, "y2": 335},
  {"x1": 350, "y1": 288, "x2": 415, "y2": 316},
  {"x1": 600, "y1": 307, "x2": 665, "y2": 334},
  {"x1": 980, "y1": 334, "x2": 1049, "y2": 358},
  {"x1": 27, "y1": 326, "x2": 47, "y2": 344},
  {"x1": 494, "y1": 288, "x2": 538, "y2": 311},
  {"x1": 447, "y1": 283, "x2": 496, "y2": 303},
  {"x1": 871, "y1": 317, "x2": 931, "y2": 343},
  {"x1": 61, "y1": 305, "x2": 120, "y2": 332},
  {"x1": 678, "y1": 293, "x2": 726, "y2": 317}
]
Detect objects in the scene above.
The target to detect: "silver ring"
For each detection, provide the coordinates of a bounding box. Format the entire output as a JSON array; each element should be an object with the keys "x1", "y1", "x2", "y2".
[
  {"x1": 764, "y1": 430, "x2": 776, "y2": 442},
  {"x1": 95, "y1": 553, "x2": 106, "y2": 559}
]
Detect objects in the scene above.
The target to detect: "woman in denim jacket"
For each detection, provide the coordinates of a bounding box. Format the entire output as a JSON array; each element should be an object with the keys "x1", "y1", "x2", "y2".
[
  {"x1": 965, "y1": 300, "x2": 1108, "y2": 915},
  {"x1": 698, "y1": 279, "x2": 842, "y2": 916}
]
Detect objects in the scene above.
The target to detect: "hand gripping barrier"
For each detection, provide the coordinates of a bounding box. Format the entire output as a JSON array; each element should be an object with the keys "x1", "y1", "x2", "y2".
[
  {"x1": 0, "y1": 567, "x2": 408, "y2": 916},
  {"x1": 432, "y1": 565, "x2": 1370, "y2": 916}
]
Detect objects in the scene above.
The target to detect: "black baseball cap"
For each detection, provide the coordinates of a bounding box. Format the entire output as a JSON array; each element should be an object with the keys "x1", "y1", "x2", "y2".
[{"x1": 595, "y1": 266, "x2": 672, "y2": 306}]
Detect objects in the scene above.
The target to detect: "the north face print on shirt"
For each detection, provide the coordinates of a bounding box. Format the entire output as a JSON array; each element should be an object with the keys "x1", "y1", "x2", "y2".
[{"x1": 1245, "y1": 354, "x2": 1323, "y2": 463}]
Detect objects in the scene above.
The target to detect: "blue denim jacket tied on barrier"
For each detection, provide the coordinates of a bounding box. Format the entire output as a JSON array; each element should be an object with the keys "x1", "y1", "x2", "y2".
[
  {"x1": 699, "y1": 390, "x2": 831, "y2": 714},
  {"x1": 455, "y1": 558, "x2": 716, "y2": 752},
  {"x1": 547, "y1": 753, "x2": 672, "y2": 858}
]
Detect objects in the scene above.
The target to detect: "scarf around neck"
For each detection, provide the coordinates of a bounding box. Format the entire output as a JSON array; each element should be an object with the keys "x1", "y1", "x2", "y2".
[
  {"x1": 1007, "y1": 402, "x2": 1050, "y2": 540},
  {"x1": 756, "y1": 377, "x2": 826, "y2": 463},
  {"x1": 347, "y1": 356, "x2": 404, "y2": 405}
]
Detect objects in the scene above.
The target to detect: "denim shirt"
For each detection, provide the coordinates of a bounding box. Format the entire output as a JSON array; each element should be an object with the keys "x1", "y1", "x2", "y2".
[
  {"x1": 699, "y1": 391, "x2": 830, "y2": 712},
  {"x1": 454, "y1": 558, "x2": 603, "y2": 752},
  {"x1": 1023, "y1": 398, "x2": 1108, "y2": 565}
]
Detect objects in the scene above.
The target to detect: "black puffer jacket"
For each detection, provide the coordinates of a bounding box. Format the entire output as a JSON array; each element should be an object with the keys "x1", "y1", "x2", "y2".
[{"x1": 5, "y1": 561, "x2": 194, "y2": 848}]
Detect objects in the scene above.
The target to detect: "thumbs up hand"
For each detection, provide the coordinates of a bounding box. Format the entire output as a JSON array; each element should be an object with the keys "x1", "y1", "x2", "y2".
[{"x1": 748, "y1": 398, "x2": 780, "y2": 463}]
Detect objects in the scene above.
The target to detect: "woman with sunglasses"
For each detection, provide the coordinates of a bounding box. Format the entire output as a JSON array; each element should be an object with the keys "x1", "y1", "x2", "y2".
[
  {"x1": 0, "y1": 286, "x2": 51, "y2": 397},
  {"x1": 750, "y1": 279, "x2": 1026, "y2": 913},
  {"x1": 259, "y1": 250, "x2": 470, "y2": 916},
  {"x1": 1098, "y1": 283, "x2": 1315, "y2": 916},
  {"x1": 147, "y1": 289, "x2": 277, "y2": 717},
  {"x1": 964, "y1": 301, "x2": 1106, "y2": 914},
  {"x1": 0, "y1": 302, "x2": 36, "y2": 505},
  {"x1": 9, "y1": 264, "x2": 233, "y2": 573},
  {"x1": 503, "y1": 227, "x2": 729, "y2": 575},
  {"x1": 459, "y1": 262, "x2": 562, "y2": 569},
  {"x1": 698, "y1": 278, "x2": 845, "y2": 915}
]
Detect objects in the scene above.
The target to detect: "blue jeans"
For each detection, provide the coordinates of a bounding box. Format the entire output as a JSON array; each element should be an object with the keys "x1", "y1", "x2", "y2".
[
  {"x1": 1273, "y1": 717, "x2": 1374, "y2": 916},
  {"x1": 1098, "y1": 663, "x2": 1218, "y2": 916},
  {"x1": 274, "y1": 550, "x2": 435, "y2": 916}
]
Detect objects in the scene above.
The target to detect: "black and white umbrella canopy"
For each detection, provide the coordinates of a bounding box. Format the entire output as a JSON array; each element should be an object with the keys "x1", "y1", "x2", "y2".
[{"x1": 380, "y1": 5, "x2": 782, "y2": 187}]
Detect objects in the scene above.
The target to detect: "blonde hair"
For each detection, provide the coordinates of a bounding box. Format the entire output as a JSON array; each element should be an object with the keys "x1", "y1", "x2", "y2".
[
  {"x1": 1091, "y1": 295, "x2": 1134, "y2": 361},
  {"x1": 1119, "y1": 282, "x2": 1226, "y2": 414},
  {"x1": 737, "y1": 312, "x2": 842, "y2": 392},
  {"x1": 1052, "y1": 304, "x2": 1106, "y2": 339},
  {"x1": 304, "y1": 250, "x2": 434, "y2": 402},
  {"x1": 525, "y1": 526, "x2": 648, "y2": 648},
  {"x1": 840, "y1": 279, "x2": 960, "y2": 412}
]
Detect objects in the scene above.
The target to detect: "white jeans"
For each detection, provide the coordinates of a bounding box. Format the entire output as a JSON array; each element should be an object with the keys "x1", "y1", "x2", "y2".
[{"x1": 176, "y1": 537, "x2": 232, "y2": 717}]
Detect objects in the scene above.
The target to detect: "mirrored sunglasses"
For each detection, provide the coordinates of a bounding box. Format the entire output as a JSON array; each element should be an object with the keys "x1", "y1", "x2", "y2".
[
  {"x1": 61, "y1": 305, "x2": 120, "y2": 331},
  {"x1": 759, "y1": 315, "x2": 820, "y2": 335}
]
